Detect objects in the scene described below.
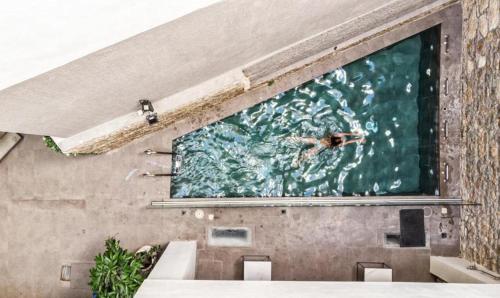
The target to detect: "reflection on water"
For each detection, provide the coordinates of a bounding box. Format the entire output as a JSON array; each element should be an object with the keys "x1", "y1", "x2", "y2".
[{"x1": 171, "y1": 28, "x2": 439, "y2": 198}]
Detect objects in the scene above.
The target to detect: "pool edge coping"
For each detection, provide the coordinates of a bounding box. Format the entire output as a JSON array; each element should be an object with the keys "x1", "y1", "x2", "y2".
[{"x1": 150, "y1": 197, "x2": 464, "y2": 208}]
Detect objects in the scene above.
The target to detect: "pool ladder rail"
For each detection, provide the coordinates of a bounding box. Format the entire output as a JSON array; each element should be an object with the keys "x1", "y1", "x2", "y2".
[
  {"x1": 142, "y1": 149, "x2": 183, "y2": 177},
  {"x1": 142, "y1": 171, "x2": 176, "y2": 177},
  {"x1": 144, "y1": 149, "x2": 173, "y2": 155}
]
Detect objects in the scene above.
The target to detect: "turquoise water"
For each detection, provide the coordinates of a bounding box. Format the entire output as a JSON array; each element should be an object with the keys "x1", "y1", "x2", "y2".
[{"x1": 171, "y1": 28, "x2": 440, "y2": 198}]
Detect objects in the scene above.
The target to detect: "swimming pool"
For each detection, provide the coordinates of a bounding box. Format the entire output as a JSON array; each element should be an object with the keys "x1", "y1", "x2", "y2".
[{"x1": 171, "y1": 27, "x2": 440, "y2": 198}]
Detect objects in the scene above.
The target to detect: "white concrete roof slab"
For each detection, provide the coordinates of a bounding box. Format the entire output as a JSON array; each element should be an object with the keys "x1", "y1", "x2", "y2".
[
  {"x1": 0, "y1": 0, "x2": 394, "y2": 137},
  {"x1": 0, "y1": 0, "x2": 219, "y2": 91}
]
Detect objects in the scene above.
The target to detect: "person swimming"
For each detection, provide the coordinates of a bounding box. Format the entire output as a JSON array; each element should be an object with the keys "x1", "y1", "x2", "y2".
[{"x1": 288, "y1": 131, "x2": 365, "y2": 165}]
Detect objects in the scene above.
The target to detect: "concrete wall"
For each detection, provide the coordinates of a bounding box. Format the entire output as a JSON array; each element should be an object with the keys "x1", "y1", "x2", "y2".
[
  {"x1": 0, "y1": 0, "x2": 391, "y2": 137},
  {"x1": 459, "y1": 0, "x2": 499, "y2": 273}
]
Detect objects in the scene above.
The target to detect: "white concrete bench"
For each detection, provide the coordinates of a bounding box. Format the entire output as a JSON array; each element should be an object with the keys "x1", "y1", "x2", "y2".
[
  {"x1": 430, "y1": 256, "x2": 500, "y2": 284},
  {"x1": 147, "y1": 240, "x2": 197, "y2": 280},
  {"x1": 136, "y1": 241, "x2": 197, "y2": 297}
]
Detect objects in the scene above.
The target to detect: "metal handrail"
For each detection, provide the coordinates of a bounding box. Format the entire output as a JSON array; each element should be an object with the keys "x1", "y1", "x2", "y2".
[
  {"x1": 144, "y1": 149, "x2": 173, "y2": 155},
  {"x1": 142, "y1": 172, "x2": 176, "y2": 177}
]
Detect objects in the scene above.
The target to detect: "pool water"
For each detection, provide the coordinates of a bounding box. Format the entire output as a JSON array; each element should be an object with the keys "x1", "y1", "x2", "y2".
[{"x1": 171, "y1": 27, "x2": 440, "y2": 198}]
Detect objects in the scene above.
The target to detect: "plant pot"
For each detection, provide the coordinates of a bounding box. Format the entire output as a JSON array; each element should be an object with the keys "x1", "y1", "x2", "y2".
[{"x1": 135, "y1": 245, "x2": 159, "y2": 273}]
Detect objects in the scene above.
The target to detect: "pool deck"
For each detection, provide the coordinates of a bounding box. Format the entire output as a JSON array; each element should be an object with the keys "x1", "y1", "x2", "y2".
[{"x1": 0, "y1": 134, "x2": 460, "y2": 297}]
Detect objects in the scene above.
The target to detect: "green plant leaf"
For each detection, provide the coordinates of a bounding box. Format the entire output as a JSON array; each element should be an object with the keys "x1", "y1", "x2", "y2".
[{"x1": 89, "y1": 237, "x2": 145, "y2": 298}]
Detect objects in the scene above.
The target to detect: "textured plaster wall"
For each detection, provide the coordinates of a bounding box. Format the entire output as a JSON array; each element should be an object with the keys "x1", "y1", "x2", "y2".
[{"x1": 459, "y1": 0, "x2": 499, "y2": 273}]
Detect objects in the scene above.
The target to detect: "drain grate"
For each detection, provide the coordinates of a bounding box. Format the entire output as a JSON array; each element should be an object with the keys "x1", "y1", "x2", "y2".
[
  {"x1": 208, "y1": 227, "x2": 252, "y2": 247},
  {"x1": 384, "y1": 233, "x2": 401, "y2": 247}
]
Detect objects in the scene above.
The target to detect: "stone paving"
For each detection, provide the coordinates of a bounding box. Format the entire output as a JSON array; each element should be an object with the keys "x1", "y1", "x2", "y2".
[{"x1": 0, "y1": 134, "x2": 460, "y2": 297}]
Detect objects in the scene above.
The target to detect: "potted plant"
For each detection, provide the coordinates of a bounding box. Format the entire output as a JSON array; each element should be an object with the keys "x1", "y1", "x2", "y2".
[
  {"x1": 135, "y1": 245, "x2": 162, "y2": 276},
  {"x1": 89, "y1": 238, "x2": 144, "y2": 298}
]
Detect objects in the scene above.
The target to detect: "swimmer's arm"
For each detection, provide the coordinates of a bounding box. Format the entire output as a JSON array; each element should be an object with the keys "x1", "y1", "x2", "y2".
[
  {"x1": 339, "y1": 138, "x2": 366, "y2": 146},
  {"x1": 287, "y1": 136, "x2": 317, "y2": 145},
  {"x1": 301, "y1": 146, "x2": 321, "y2": 161},
  {"x1": 335, "y1": 132, "x2": 364, "y2": 137}
]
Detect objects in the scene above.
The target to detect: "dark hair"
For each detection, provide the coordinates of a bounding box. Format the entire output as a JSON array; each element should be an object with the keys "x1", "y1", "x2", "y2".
[{"x1": 330, "y1": 135, "x2": 343, "y2": 147}]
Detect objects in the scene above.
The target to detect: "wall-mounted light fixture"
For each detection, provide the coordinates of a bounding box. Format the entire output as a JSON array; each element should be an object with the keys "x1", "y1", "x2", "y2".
[{"x1": 139, "y1": 99, "x2": 158, "y2": 125}]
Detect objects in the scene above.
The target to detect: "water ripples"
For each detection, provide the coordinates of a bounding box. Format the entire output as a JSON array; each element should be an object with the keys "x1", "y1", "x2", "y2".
[{"x1": 172, "y1": 32, "x2": 436, "y2": 198}]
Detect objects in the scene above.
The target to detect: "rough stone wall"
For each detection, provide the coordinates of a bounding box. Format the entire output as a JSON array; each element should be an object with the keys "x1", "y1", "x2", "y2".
[
  {"x1": 459, "y1": 0, "x2": 499, "y2": 272},
  {"x1": 67, "y1": 85, "x2": 245, "y2": 154}
]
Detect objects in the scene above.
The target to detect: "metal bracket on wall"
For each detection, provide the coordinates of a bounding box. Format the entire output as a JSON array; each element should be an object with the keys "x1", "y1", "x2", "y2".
[
  {"x1": 442, "y1": 120, "x2": 448, "y2": 139},
  {"x1": 443, "y1": 34, "x2": 449, "y2": 53},
  {"x1": 442, "y1": 162, "x2": 449, "y2": 183}
]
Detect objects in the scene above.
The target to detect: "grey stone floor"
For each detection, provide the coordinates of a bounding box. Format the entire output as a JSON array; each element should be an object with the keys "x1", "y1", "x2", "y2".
[{"x1": 0, "y1": 133, "x2": 460, "y2": 297}]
